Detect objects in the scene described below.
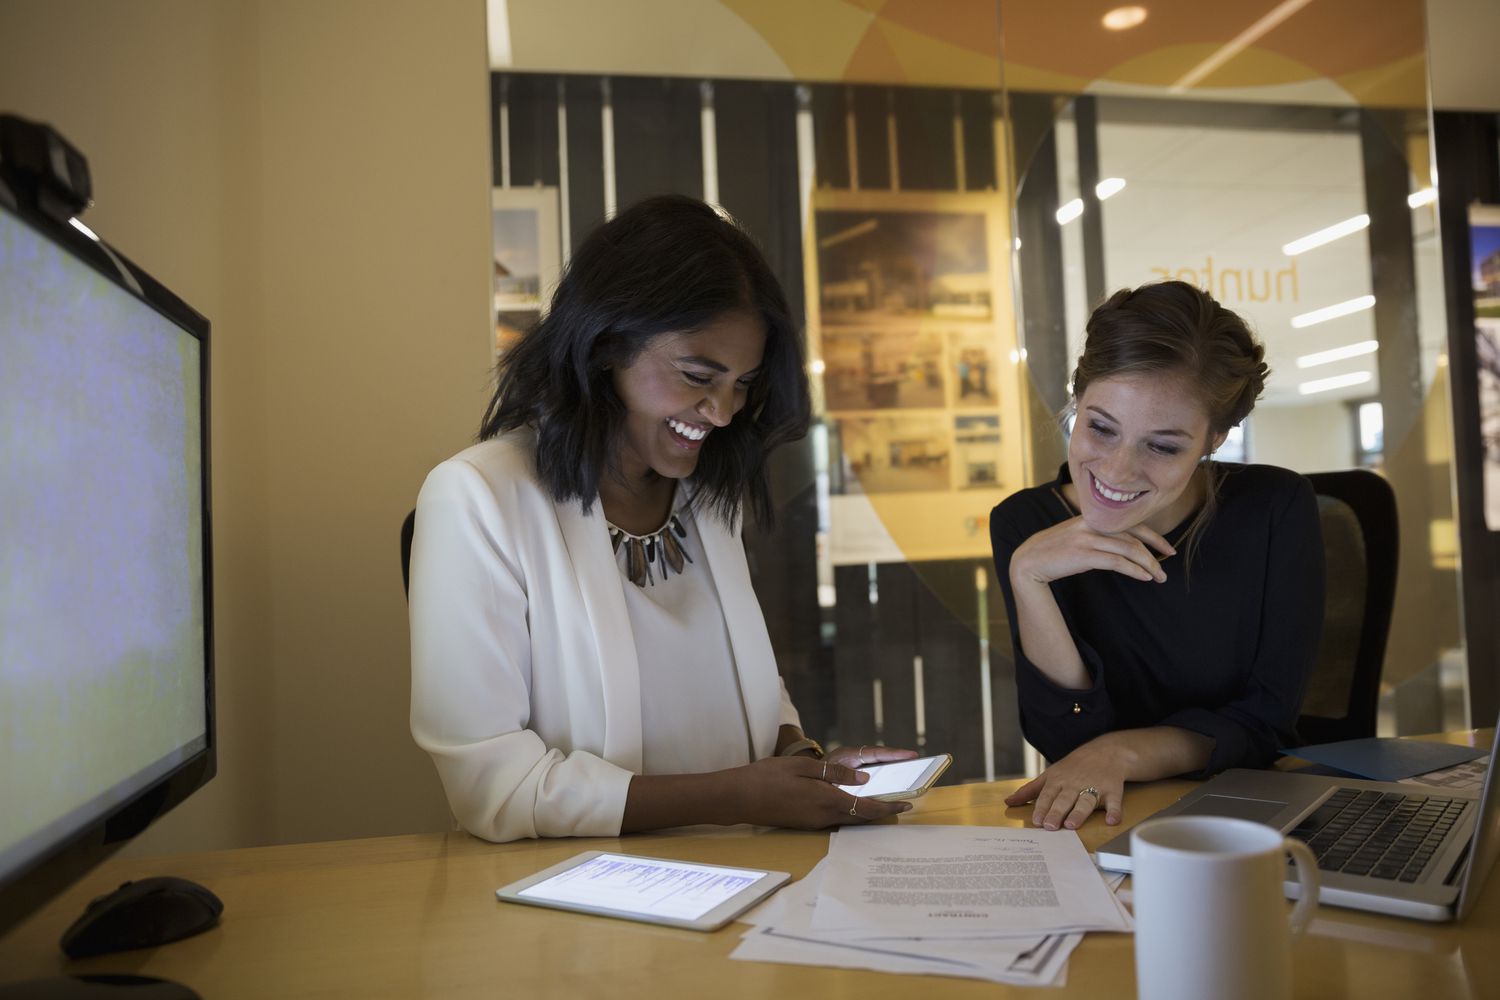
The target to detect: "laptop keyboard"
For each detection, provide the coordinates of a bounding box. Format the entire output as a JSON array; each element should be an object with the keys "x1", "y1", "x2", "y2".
[{"x1": 1288, "y1": 789, "x2": 1467, "y2": 882}]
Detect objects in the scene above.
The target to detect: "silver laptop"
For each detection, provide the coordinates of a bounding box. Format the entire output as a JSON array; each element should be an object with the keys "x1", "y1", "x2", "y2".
[{"x1": 1096, "y1": 718, "x2": 1499, "y2": 922}]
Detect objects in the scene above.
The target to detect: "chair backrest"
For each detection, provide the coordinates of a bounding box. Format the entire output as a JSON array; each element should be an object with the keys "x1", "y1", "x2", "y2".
[
  {"x1": 400, "y1": 508, "x2": 416, "y2": 601},
  {"x1": 1297, "y1": 469, "x2": 1398, "y2": 745}
]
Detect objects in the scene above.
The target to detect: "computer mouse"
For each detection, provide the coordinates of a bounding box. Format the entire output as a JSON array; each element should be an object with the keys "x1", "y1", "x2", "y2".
[{"x1": 60, "y1": 876, "x2": 223, "y2": 959}]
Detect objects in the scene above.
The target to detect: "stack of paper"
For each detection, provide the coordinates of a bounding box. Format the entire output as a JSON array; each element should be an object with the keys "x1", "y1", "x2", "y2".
[{"x1": 732, "y1": 825, "x2": 1131, "y2": 987}]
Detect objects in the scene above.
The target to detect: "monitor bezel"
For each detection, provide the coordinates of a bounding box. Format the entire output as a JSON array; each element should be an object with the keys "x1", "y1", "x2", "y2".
[{"x1": 0, "y1": 191, "x2": 217, "y2": 939}]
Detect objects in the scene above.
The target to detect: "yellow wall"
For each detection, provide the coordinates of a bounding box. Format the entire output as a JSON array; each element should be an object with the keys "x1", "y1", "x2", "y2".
[{"x1": 0, "y1": 0, "x2": 493, "y2": 852}]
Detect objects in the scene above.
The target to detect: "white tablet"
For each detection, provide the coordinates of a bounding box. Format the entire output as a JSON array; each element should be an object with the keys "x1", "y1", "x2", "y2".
[{"x1": 495, "y1": 851, "x2": 790, "y2": 931}]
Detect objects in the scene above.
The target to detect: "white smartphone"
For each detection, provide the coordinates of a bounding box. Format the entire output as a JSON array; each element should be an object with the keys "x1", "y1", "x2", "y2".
[{"x1": 836, "y1": 753, "x2": 952, "y2": 801}]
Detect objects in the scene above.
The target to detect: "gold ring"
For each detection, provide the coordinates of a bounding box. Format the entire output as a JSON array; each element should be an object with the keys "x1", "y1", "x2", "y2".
[{"x1": 1078, "y1": 786, "x2": 1100, "y2": 800}]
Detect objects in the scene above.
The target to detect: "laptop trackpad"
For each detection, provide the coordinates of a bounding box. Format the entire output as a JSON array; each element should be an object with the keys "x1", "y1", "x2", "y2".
[{"x1": 1179, "y1": 793, "x2": 1288, "y2": 825}]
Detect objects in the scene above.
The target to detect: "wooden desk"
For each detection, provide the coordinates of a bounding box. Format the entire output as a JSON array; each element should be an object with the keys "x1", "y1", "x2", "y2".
[{"x1": 2, "y1": 731, "x2": 1495, "y2": 998}]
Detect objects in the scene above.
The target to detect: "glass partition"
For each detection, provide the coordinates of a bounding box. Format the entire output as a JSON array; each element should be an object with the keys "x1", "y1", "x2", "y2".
[
  {"x1": 1001, "y1": 0, "x2": 1465, "y2": 735},
  {"x1": 486, "y1": 0, "x2": 1466, "y2": 787}
]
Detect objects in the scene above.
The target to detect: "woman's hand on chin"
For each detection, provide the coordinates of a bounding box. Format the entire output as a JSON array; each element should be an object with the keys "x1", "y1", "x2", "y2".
[{"x1": 1011, "y1": 516, "x2": 1174, "y2": 586}]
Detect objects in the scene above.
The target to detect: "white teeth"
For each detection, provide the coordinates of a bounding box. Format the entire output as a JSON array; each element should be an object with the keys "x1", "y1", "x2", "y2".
[
  {"x1": 1093, "y1": 474, "x2": 1142, "y2": 503},
  {"x1": 668, "y1": 418, "x2": 707, "y2": 441}
]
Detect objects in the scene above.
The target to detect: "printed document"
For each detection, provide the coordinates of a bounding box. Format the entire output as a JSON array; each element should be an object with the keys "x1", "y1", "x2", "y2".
[
  {"x1": 733, "y1": 858, "x2": 1085, "y2": 986},
  {"x1": 811, "y1": 824, "x2": 1131, "y2": 936}
]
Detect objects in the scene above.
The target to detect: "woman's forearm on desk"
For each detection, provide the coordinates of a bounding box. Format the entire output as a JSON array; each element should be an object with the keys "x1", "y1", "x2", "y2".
[
  {"x1": 621, "y1": 727, "x2": 810, "y2": 830},
  {"x1": 621, "y1": 771, "x2": 738, "y2": 831},
  {"x1": 622, "y1": 753, "x2": 911, "y2": 833},
  {"x1": 1009, "y1": 726, "x2": 1215, "y2": 830},
  {"x1": 1105, "y1": 726, "x2": 1215, "y2": 781}
]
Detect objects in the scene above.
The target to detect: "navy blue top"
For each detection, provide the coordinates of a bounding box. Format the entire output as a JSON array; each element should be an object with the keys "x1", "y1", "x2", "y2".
[{"x1": 989, "y1": 463, "x2": 1324, "y2": 775}]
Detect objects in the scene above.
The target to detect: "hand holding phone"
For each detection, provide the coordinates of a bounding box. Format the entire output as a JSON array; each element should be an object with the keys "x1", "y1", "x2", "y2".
[{"x1": 837, "y1": 753, "x2": 952, "y2": 801}]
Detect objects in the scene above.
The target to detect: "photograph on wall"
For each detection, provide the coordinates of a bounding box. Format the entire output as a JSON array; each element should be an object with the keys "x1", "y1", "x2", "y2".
[
  {"x1": 953, "y1": 414, "x2": 1003, "y2": 490},
  {"x1": 815, "y1": 209, "x2": 991, "y2": 325},
  {"x1": 822, "y1": 328, "x2": 945, "y2": 411},
  {"x1": 491, "y1": 188, "x2": 561, "y2": 357},
  {"x1": 1471, "y1": 205, "x2": 1500, "y2": 531},
  {"x1": 948, "y1": 327, "x2": 1002, "y2": 406},
  {"x1": 808, "y1": 190, "x2": 1023, "y2": 564},
  {"x1": 832, "y1": 415, "x2": 951, "y2": 495}
]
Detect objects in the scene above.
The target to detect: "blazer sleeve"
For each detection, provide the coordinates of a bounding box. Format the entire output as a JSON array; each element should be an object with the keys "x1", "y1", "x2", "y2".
[
  {"x1": 990, "y1": 500, "x2": 1119, "y2": 763},
  {"x1": 408, "y1": 458, "x2": 634, "y2": 842},
  {"x1": 778, "y1": 678, "x2": 803, "y2": 731},
  {"x1": 1160, "y1": 474, "x2": 1325, "y2": 773}
]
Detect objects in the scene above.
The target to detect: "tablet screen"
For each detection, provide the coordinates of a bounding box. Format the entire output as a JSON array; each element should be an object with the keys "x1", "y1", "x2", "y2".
[
  {"x1": 840, "y1": 756, "x2": 940, "y2": 797},
  {"x1": 515, "y1": 853, "x2": 771, "y2": 921}
]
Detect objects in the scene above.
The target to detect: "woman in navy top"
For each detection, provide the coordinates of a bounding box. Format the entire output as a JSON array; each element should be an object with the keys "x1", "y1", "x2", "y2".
[{"x1": 990, "y1": 281, "x2": 1324, "y2": 833}]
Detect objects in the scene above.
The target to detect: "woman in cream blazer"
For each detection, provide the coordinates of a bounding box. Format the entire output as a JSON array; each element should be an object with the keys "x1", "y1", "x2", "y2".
[{"x1": 409, "y1": 196, "x2": 913, "y2": 842}]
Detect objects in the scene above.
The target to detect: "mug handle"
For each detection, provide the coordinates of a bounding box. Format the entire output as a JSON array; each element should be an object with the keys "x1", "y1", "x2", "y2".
[{"x1": 1282, "y1": 836, "x2": 1321, "y2": 934}]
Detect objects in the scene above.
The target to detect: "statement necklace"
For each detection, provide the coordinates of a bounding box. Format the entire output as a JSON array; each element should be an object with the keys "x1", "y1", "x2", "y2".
[{"x1": 606, "y1": 507, "x2": 693, "y2": 588}]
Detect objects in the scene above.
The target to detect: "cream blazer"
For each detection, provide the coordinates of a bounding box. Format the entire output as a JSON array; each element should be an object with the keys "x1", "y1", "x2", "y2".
[{"x1": 408, "y1": 432, "x2": 801, "y2": 843}]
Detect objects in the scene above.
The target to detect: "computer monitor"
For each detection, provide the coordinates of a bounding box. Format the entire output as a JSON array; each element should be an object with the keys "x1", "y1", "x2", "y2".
[{"x1": 0, "y1": 170, "x2": 215, "y2": 942}]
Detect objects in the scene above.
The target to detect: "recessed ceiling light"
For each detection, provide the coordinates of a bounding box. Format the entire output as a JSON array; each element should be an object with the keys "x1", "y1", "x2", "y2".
[
  {"x1": 1102, "y1": 6, "x2": 1148, "y2": 30},
  {"x1": 1299, "y1": 371, "x2": 1372, "y2": 395},
  {"x1": 1296, "y1": 340, "x2": 1378, "y2": 369},
  {"x1": 1291, "y1": 295, "x2": 1376, "y2": 329},
  {"x1": 1095, "y1": 177, "x2": 1127, "y2": 200},
  {"x1": 1056, "y1": 198, "x2": 1084, "y2": 225},
  {"x1": 1283, "y1": 214, "x2": 1369, "y2": 256}
]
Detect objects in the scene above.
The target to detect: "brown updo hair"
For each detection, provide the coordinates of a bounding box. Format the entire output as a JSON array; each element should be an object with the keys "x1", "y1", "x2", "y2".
[{"x1": 1070, "y1": 281, "x2": 1269, "y2": 563}]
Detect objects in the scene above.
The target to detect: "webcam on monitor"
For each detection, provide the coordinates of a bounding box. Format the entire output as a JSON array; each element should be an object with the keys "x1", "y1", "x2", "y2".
[{"x1": 0, "y1": 113, "x2": 92, "y2": 223}]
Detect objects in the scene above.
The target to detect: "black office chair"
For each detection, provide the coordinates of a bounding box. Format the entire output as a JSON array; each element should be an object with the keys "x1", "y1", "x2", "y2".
[
  {"x1": 400, "y1": 508, "x2": 416, "y2": 601},
  {"x1": 1296, "y1": 469, "x2": 1398, "y2": 745}
]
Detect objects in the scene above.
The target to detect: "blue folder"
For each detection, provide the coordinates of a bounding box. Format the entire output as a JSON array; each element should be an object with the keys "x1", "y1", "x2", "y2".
[{"x1": 1281, "y1": 737, "x2": 1486, "y2": 782}]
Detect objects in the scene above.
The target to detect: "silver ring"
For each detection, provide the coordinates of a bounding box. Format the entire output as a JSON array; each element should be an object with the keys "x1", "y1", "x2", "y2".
[
  {"x1": 858, "y1": 745, "x2": 868, "y2": 764},
  {"x1": 1078, "y1": 786, "x2": 1100, "y2": 800},
  {"x1": 821, "y1": 761, "x2": 828, "y2": 782},
  {"x1": 849, "y1": 798, "x2": 859, "y2": 817}
]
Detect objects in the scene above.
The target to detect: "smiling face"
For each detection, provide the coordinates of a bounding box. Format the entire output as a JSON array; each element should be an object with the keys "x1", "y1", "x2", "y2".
[
  {"x1": 1066, "y1": 372, "x2": 1227, "y2": 535},
  {"x1": 610, "y1": 309, "x2": 767, "y2": 486}
]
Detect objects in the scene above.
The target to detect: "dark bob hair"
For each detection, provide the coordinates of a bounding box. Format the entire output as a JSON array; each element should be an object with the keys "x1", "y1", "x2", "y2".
[{"x1": 480, "y1": 194, "x2": 811, "y2": 528}]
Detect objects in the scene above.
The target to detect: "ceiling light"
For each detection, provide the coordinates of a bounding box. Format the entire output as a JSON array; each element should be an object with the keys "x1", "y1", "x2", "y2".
[
  {"x1": 1102, "y1": 6, "x2": 1148, "y2": 30},
  {"x1": 1056, "y1": 198, "x2": 1083, "y2": 225},
  {"x1": 1169, "y1": 0, "x2": 1313, "y2": 92},
  {"x1": 1295, "y1": 340, "x2": 1378, "y2": 368},
  {"x1": 1282, "y1": 214, "x2": 1369, "y2": 256},
  {"x1": 1408, "y1": 187, "x2": 1437, "y2": 208},
  {"x1": 1095, "y1": 177, "x2": 1126, "y2": 200},
  {"x1": 1299, "y1": 371, "x2": 1372, "y2": 395},
  {"x1": 1291, "y1": 294, "x2": 1376, "y2": 329},
  {"x1": 809, "y1": 359, "x2": 826, "y2": 375}
]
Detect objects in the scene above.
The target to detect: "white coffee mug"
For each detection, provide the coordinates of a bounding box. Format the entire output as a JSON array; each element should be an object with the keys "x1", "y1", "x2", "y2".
[{"x1": 1132, "y1": 815, "x2": 1319, "y2": 1000}]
